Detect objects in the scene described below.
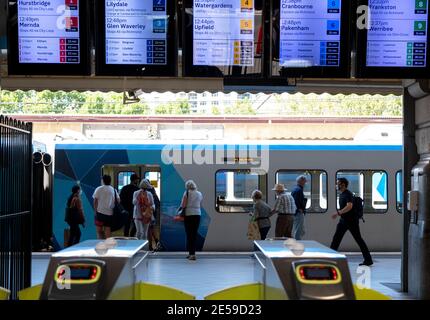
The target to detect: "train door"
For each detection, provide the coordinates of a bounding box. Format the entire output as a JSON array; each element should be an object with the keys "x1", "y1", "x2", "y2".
[{"x1": 101, "y1": 165, "x2": 162, "y2": 245}]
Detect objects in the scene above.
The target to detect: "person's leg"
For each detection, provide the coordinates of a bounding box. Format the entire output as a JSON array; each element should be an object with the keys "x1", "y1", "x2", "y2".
[
  {"x1": 184, "y1": 216, "x2": 192, "y2": 255},
  {"x1": 348, "y1": 221, "x2": 373, "y2": 263},
  {"x1": 259, "y1": 227, "x2": 270, "y2": 240},
  {"x1": 104, "y1": 226, "x2": 111, "y2": 239},
  {"x1": 96, "y1": 225, "x2": 104, "y2": 239},
  {"x1": 123, "y1": 212, "x2": 132, "y2": 237},
  {"x1": 189, "y1": 216, "x2": 201, "y2": 256},
  {"x1": 330, "y1": 220, "x2": 348, "y2": 251},
  {"x1": 67, "y1": 224, "x2": 76, "y2": 247},
  {"x1": 275, "y1": 216, "x2": 287, "y2": 237},
  {"x1": 135, "y1": 220, "x2": 143, "y2": 239},
  {"x1": 75, "y1": 225, "x2": 81, "y2": 245},
  {"x1": 147, "y1": 225, "x2": 154, "y2": 250},
  {"x1": 293, "y1": 213, "x2": 305, "y2": 240},
  {"x1": 142, "y1": 223, "x2": 149, "y2": 240},
  {"x1": 285, "y1": 215, "x2": 294, "y2": 238}
]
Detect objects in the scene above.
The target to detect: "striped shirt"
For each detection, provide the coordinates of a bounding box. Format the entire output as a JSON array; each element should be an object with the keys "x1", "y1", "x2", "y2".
[{"x1": 273, "y1": 192, "x2": 297, "y2": 215}]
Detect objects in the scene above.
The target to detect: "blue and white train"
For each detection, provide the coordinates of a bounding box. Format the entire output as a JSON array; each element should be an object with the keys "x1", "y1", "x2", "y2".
[{"x1": 53, "y1": 140, "x2": 402, "y2": 252}]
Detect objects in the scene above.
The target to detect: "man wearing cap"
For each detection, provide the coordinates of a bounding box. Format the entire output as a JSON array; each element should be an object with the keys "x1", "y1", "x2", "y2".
[
  {"x1": 119, "y1": 174, "x2": 140, "y2": 237},
  {"x1": 271, "y1": 184, "x2": 297, "y2": 238}
]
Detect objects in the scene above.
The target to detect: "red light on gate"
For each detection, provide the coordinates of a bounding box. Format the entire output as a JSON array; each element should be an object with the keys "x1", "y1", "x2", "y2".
[
  {"x1": 299, "y1": 268, "x2": 305, "y2": 279},
  {"x1": 90, "y1": 267, "x2": 97, "y2": 280},
  {"x1": 331, "y1": 268, "x2": 338, "y2": 280}
]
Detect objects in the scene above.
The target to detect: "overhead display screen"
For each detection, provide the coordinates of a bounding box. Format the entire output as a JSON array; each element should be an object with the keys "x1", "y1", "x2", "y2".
[
  {"x1": 183, "y1": 0, "x2": 264, "y2": 78},
  {"x1": 7, "y1": 0, "x2": 90, "y2": 75},
  {"x1": 271, "y1": 0, "x2": 350, "y2": 78},
  {"x1": 356, "y1": 0, "x2": 430, "y2": 78},
  {"x1": 193, "y1": 0, "x2": 255, "y2": 66},
  {"x1": 95, "y1": 0, "x2": 177, "y2": 76}
]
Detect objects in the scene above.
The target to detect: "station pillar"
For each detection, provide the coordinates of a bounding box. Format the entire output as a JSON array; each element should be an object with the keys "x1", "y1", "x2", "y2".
[{"x1": 403, "y1": 80, "x2": 430, "y2": 299}]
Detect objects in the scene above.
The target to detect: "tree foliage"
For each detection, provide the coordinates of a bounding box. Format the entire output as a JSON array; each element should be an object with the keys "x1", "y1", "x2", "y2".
[{"x1": 0, "y1": 90, "x2": 402, "y2": 117}]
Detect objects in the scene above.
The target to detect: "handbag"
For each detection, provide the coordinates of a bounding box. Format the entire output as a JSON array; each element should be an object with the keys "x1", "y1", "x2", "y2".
[
  {"x1": 175, "y1": 191, "x2": 188, "y2": 221},
  {"x1": 112, "y1": 189, "x2": 128, "y2": 232},
  {"x1": 247, "y1": 217, "x2": 261, "y2": 240}
]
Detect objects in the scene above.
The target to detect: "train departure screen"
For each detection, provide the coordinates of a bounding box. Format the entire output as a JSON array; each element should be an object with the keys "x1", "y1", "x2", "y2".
[
  {"x1": 17, "y1": 0, "x2": 80, "y2": 64},
  {"x1": 367, "y1": 0, "x2": 429, "y2": 68},
  {"x1": 105, "y1": 0, "x2": 167, "y2": 65},
  {"x1": 193, "y1": 0, "x2": 255, "y2": 66},
  {"x1": 279, "y1": 0, "x2": 342, "y2": 68}
]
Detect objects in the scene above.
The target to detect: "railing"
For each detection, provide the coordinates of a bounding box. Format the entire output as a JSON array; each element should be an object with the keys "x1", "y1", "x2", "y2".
[{"x1": 0, "y1": 115, "x2": 33, "y2": 299}]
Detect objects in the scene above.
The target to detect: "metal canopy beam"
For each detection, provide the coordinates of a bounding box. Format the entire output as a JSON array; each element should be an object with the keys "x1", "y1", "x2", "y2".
[
  {"x1": 0, "y1": 76, "x2": 224, "y2": 93},
  {"x1": 0, "y1": 76, "x2": 403, "y2": 95}
]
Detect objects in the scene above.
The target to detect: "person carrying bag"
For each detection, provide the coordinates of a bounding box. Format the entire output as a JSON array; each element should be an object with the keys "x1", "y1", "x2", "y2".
[{"x1": 133, "y1": 180, "x2": 155, "y2": 240}]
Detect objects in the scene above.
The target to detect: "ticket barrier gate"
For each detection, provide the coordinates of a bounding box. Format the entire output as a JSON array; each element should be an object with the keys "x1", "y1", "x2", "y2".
[
  {"x1": 254, "y1": 240, "x2": 355, "y2": 300},
  {"x1": 39, "y1": 239, "x2": 148, "y2": 300}
]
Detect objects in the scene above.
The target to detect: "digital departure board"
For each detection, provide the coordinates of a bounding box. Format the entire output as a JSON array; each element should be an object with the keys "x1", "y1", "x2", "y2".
[
  {"x1": 356, "y1": 0, "x2": 430, "y2": 78},
  {"x1": 95, "y1": 0, "x2": 177, "y2": 76},
  {"x1": 7, "y1": 0, "x2": 90, "y2": 75},
  {"x1": 271, "y1": 0, "x2": 350, "y2": 78},
  {"x1": 183, "y1": 0, "x2": 264, "y2": 78},
  {"x1": 193, "y1": 0, "x2": 255, "y2": 66}
]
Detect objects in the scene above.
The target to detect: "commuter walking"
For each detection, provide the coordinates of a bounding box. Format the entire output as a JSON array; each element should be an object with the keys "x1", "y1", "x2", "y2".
[
  {"x1": 330, "y1": 178, "x2": 373, "y2": 266},
  {"x1": 140, "y1": 179, "x2": 161, "y2": 250},
  {"x1": 65, "y1": 185, "x2": 85, "y2": 246},
  {"x1": 181, "y1": 180, "x2": 203, "y2": 261},
  {"x1": 93, "y1": 175, "x2": 119, "y2": 239},
  {"x1": 133, "y1": 179, "x2": 155, "y2": 240},
  {"x1": 291, "y1": 175, "x2": 308, "y2": 240},
  {"x1": 119, "y1": 174, "x2": 140, "y2": 237},
  {"x1": 272, "y1": 184, "x2": 297, "y2": 238},
  {"x1": 251, "y1": 190, "x2": 271, "y2": 240}
]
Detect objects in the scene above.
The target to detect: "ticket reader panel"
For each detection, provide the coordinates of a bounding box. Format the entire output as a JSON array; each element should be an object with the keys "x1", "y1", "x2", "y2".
[
  {"x1": 40, "y1": 239, "x2": 148, "y2": 300},
  {"x1": 48, "y1": 259, "x2": 106, "y2": 300},
  {"x1": 292, "y1": 260, "x2": 347, "y2": 300},
  {"x1": 254, "y1": 240, "x2": 355, "y2": 300}
]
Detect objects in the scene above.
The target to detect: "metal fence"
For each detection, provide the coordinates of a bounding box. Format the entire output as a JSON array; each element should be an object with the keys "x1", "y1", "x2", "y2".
[{"x1": 0, "y1": 115, "x2": 32, "y2": 299}]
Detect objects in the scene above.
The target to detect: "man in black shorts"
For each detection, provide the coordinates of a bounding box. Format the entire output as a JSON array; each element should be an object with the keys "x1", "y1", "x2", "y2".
[{"x1": 330, "y1": 178, "x2": 373, "y2": 266}]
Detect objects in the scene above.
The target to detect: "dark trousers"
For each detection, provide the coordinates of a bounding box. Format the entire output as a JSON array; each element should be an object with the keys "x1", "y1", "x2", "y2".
[
  {"x1": 275, "y1": 215, "x2": 294, "y2": 238},
  {"x1": 330, "y1": 218, "x2": 373, "y2": 262},
  {"x1": 259, "y1": 227, "x2": 270, "y2": 240},
  {"x1": 184, "y1": 215, "x2": 201, "y2": 255},
  {"x1": 68, "y1": 224, "x2": 81, "y2": 247},
  {"x1": 123, "y1": 211, "x2": 135, "y2": 237}
]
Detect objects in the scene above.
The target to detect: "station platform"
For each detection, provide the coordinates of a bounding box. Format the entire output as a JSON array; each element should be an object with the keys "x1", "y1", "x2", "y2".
[{"x1": 31, "y1": 251, "x2": 412, "y2": 300}]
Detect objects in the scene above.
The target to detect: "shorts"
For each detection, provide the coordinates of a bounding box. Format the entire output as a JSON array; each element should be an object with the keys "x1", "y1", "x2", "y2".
[{"x1": 95, "y1": 212, "x2": 113, "y2": 228}]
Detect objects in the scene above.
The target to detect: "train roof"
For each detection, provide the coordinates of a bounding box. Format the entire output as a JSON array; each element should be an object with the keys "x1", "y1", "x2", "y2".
[{"x1": 55, "y1": 140, "x2": 402, "y2": 151}]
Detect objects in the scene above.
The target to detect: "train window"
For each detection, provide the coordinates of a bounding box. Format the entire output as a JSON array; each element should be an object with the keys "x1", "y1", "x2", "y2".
[
  {"x1": 145, "y1": 171, "x2": 161, "y2": 200},
  {"x1": 275, "y1": 170, "x2": 328, "y2": 213},
  {"x1": 215, "y1": 169, "x2": 267, "y2": 213},
  {"x1": 117, "y1": 171, "x2": 137, "y2": 192},
  {"x1": 336, "y1": 170, "x2": 388, "y2": 214},
  {"x1": 396, "y1": 171, "x2": 403, "y2": 213}
]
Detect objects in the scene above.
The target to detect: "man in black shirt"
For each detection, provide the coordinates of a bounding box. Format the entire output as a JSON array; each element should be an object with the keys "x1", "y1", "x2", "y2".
[
  {"x1": 330, "y1": 178, "x2": 373, "y2": 266},
  {"x1": 119, "y1": 174, "x2": 140, "y2": 237}
]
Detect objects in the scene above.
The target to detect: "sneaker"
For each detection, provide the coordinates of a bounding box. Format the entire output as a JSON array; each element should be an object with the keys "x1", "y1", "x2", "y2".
[
  {"x1": 359, "y1": 260, "x2": 373, "y2": 266},
  {"x1": 188, "y1": 255, "x2": 196, "y2": 261}
]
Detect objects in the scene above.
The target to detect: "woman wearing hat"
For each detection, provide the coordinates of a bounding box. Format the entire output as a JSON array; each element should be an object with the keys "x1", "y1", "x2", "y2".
[{"x1": 271, "y1": 184, "x2": 297, "y2": 238}]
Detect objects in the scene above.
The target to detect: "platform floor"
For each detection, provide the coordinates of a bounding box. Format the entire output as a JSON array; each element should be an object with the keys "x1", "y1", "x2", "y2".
[{"x1": 31, "y1": 252, "x2": 413, "y2": 300}]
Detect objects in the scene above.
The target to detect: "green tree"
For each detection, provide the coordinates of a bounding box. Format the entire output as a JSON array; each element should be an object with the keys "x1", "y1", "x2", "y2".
[{"x1": 225, "y1": 99, "x2": 256, "y2": 115}]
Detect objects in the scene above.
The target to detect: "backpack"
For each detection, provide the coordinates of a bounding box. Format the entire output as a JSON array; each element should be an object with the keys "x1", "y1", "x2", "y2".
[{"x1": 352, "y1": 195, "x2": 365, "y2": 222}]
